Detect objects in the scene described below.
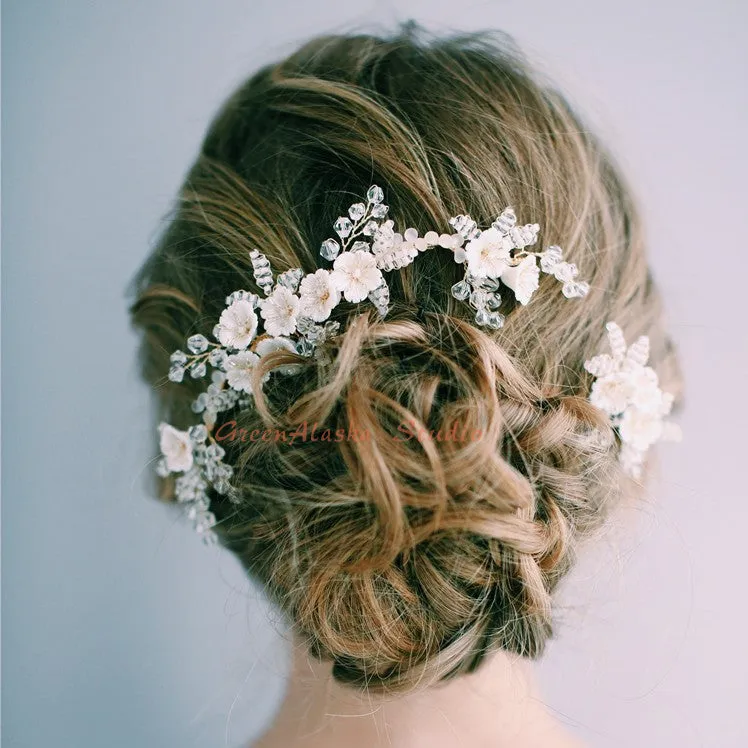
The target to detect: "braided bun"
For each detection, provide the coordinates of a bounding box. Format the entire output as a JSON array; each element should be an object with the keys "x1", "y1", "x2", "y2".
[{"x1": 131, "y1": 26, "x2": 681, "y2": 692}]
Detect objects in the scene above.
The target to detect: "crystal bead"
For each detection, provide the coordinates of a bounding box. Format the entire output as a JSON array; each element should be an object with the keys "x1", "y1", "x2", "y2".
[
  {"x1": 562, "y1": 281, "x2": 590, "y2": 298},
  {"x1": 367, "y1": 185, "x2": 384, "y2": 204},
  {"x1": 491, "y1": 207, "x2": 517, "y2": 235},
  {"x1": 249, "y1": 249, "x2": 274, "y2": 294},
  {"x1": 348, "y1": 202, "x2": 366, "y2": 221},
  {"x1": 485, "y1": 292, "x2": 502, "y2": 310},
  {"x1": 553, "y1": 262, "x2": 577, "y2": 282},
  {"x1": 187, "y1": 334, "x2": 209, "y2": 354},
  {"x1": 448, "y1": 214, "x2": 481, "y2": 240},
  {"x1": 539, "y1": 246, "x2": 563, "y2": 273},
  {"x1": 208, "y1": 348, "x2": 227, "y2": 369},
  {"x1": 403, "y1": 228, "x2": 419, "y2": 242},
  {"x1": 469, "y1": 289, "x2": 488, "y2": 309},
  {"x1": 350, "y1": 240, "x2": 370, "y2": 252},
  {"x1": 170, "y1": 350, "x2": 188, "y2": 365},
  {"x1": 211, "y1": 369, "x2": 226, "y2": 385},
  {"x1": 362, "y1": 220, "x2": 379, "y2": 236},
  {"x1": 334, "y1": 216, "x2": 353, "y2": 238},
  {"x1": 451, "y1": 280, "x2": 471, "y2": 300},
  {"x1": 295, "y1": 316, "x2": 316, "y2": 335},
  {"x1": 509, "y1": 223, "x2": 540, "y2": 249},
  {"x1": 295, "y1": 338, "x2": 315, "y2": 356},
  {"x1": 190, "y1": 361, "x2": 207, "y2": 379},
  {"x1": 371, "y1": 203, "x2": 388, "y2": 219},
  {"x1": 168, "y1": 365, "x2": 185, "y2": 383},
  {"x1": 276, "y1": 268, "x2": 304, "y2": 292},
  {"x1": 486, "y1": 311, "x2": 505, "y2": 329},
  {"x1": 225, "y1": 290, "x2": 257, "y2": 306},
  {"x1": 213, "y1": 324, "x2": 222, "y2": 340},
  {"x1": 320, "y1": 238, "x2": 340, "y2": 260},
  {"x1": 194, "y1": 511, "x2": 216, "y2": 535},
  {"x1": 479, "y1": 276, "x2": 502, "y2": 292},
  {"x1": 475, "y1": 308, "x2": 490, "y2": 326},
  {"x1": 189, "y1": 424, "x2": 208, "y2": 443},
  {"x1": 575, "y1": 280, "x2": 590, "y2": 297},
  {"x1": 214, "y1": 479, "x2": 230, "y2": 495},
  {"x1": 191, "y1": 393, "x2": 208, "y2": 413},
  {"x1": 206, "y1": 443, "x2": 225, "y2": 461},
  {"x1": 368, "y1": 283, "x2": 390, "y2": 313}
]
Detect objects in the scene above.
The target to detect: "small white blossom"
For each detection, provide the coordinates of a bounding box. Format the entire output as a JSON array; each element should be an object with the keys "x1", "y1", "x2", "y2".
[
  {"x1": 158, "y1": 423, "x2": 193, "y2": 473},
  {"x1": 298, "y1": 269, "x2": 341, "y2": 322},
  {"x1": 589, "y1": 371, "x2": 636, "y2": 416},
  {"x1": 330, "y1": 250, "x2": 384, "y2": 303},
  {"x1": 225, "y1": 350, "x2": 260, "y2": 393},
  {"x1": 584, "y1": 321, "x2": 680, "y2": 477},
  {"x1": 627, "y1": 367, "x2": 666, "y2": 413},
  {"x1": 259, "y1": 286, "x2": 300, "y2": 337},
  {"x1": 216, "y1": 299, "x2": 258, "y2": 350},
  {"x1": 618, "y1": 407, "x2": 665, "y2": 452},
  {"x1": 500, "y1": 254, "x2": 540, "y2": 305},
  {"x1": 464, "y1": 227, "x2": 512, "y2": 278}
]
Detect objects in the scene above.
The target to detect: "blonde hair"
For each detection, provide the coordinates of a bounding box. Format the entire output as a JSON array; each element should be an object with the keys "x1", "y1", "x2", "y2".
[{"x1": 131, "y1": 26, "x2": 681, "y2": 693}]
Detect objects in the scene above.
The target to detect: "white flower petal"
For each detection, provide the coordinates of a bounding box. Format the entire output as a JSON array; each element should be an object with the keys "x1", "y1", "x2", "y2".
[
  {"x1": 464, "y1": 228, "x2": 512, "y2": 278},
  {"x1": 216, "y1": 299, "x2": 258, "y2": 350},
  {"x1": 158, "y1": 423, "x2": 193, "y2": 473},
  {"x1": 330, "y1": 251, "x2": 383, "y2": 303},
  {"x1": 299, "y1": 269, "x2": 341, "y2": 322},
  {"x1": 618, "y1": 407, "x2": 664, "y2": 452},
  {"x1": 225, "y1": 351, "x2": 261, "y2": 393},
  {"x1": 500, "y1": 255, "x2": 540, "y2": 305},
  {"x1": 259, "y1": 286, "x2": 300, "y2": 337}
]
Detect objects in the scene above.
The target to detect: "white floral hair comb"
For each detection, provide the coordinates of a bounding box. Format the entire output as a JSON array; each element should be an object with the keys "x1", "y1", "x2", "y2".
[
  {"x1": 153, "y1": 185, "x2": 676, "y2": 542},
  {"x1": 584, "y1": 322, "x2": 681, "y2": 478}
]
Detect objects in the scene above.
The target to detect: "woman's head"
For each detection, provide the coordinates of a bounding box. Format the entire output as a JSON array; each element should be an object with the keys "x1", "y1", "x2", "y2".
[{"x1": 131, "y1": 26, "x2": 680, "y2": 692}]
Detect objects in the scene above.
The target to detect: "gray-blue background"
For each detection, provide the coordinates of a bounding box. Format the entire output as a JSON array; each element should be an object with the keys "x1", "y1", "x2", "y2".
[{"x1": 3, "y1": 1, "x2": 747, "y2": 746}]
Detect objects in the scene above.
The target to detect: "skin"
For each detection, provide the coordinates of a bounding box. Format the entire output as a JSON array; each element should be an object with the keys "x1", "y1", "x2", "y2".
[{"x1": 251, "y1": 637, "x2": 587, "y2": 748}]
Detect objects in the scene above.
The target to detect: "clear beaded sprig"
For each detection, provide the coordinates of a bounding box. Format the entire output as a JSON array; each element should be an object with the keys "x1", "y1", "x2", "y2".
[
  {"x1": 156, "y1": 185, "x2": 591, "y2": 542},
  {"x1": 447, "y1": 207, "x2": 589, "y2": 329}
]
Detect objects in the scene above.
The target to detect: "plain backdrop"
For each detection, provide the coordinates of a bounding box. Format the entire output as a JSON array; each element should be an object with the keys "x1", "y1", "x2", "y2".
[{"x1": 2, "y1": 1, "x2": 747, "y2": 746}]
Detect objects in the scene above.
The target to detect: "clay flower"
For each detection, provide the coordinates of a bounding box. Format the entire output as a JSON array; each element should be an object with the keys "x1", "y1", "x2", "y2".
[
  {"x1": 501, "y1": 255, "x2": 540, "y2": 305},
  {"x1": 216, "y1": 299, "x2": 258, "y2": 350},
  {"x1": 260, "y1": 286, "x2": 300, "y2": 337},
  {"x1": 158, "y1": 423, "x2": 193, "y2": 473},
  {"x1": 330, "y1": 249, "x2": 384, "y2": 303},
  {"x1": 225, "y1": 350, "x2": 261, "y2": 393},
  {"x1": 464, "y1": 228, "x2": 512, "y2": 278},
  {"x1": 584, "y1": 322, "x2": 680, "y2": 477},
  {"x1": 298, "y1": 269, "x2": 341, "y2": 322}
]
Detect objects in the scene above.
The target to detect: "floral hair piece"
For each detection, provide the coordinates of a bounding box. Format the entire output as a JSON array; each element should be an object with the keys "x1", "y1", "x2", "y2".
[
  {"x1": 154, "y1": 185, "x2": 600, "y2": 542},
  {"x1": 584, "y1": 322, "x2": 681, "y2": 478}
]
